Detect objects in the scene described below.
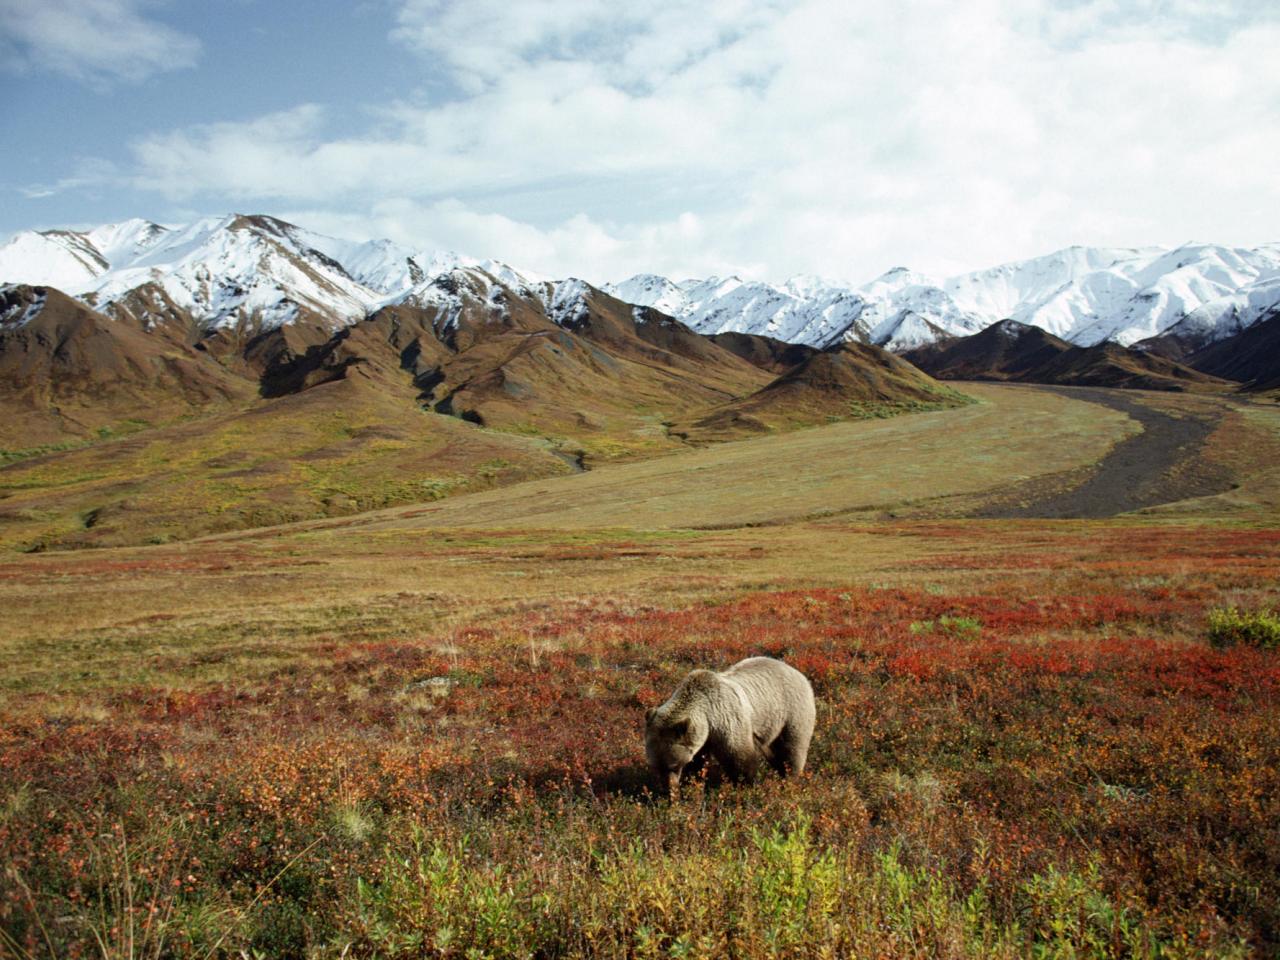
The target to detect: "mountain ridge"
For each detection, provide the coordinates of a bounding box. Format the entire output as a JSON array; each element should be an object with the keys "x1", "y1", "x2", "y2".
[
  {"x1": 608, "y1": 242, "x2": 1280, "y2": 353},
  {"x1": 4, "y1": 216, "x2": 1278, "y2": 357}
]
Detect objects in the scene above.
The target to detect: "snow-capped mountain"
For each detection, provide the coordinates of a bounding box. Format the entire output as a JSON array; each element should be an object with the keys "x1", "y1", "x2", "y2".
[
  {"x1": 609, "y1": 243, "x2": 1280, "y2": 351},
  {"x1": 3, "y1": 215, "x2": 1277, "y2": 351},
  {"x1": 0, "y1": 214, "x2": 548, "y2": 335},
  {"x1": 607, "y1": 273, "x2": 877, "y2": 347}
]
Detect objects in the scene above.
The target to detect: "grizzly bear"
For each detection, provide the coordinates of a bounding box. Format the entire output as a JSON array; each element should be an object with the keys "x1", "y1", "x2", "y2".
[{"x1": 644, "y1": 656, "x2": 815, "y2": 796}]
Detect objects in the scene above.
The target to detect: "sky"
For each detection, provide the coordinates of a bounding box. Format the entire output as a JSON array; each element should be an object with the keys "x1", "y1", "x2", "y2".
[{"x1": 1, "y1": 0, "x2": 1278, "y2": 285}]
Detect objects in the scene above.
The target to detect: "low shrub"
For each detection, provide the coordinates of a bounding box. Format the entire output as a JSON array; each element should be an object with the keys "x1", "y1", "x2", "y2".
[{"x1": 1207, "y1": 607, "x2": 1280, "y2": 649}]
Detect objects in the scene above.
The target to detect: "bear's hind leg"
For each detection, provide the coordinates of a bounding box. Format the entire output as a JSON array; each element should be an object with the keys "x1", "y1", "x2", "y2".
[
  {"x1": 716, "y1": 734, "x2": 763, "y2": 784},
  {"x1": 758, "y1": 733, "x2": 789, "y2": 776}
]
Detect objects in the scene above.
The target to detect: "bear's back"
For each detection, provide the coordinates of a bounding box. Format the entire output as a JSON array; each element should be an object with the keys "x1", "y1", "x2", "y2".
[
  {"x1": 722, "y1": 656, "x2": 807, "y2": 687},
  {"x1": 720, "y1": 657, "x2": 814, "y2": 719}
]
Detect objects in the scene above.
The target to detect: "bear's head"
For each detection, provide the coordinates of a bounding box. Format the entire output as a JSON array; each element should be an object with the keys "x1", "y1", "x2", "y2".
[{"x1": 644, "y1": 707, "x2": 707, "y2": 797}]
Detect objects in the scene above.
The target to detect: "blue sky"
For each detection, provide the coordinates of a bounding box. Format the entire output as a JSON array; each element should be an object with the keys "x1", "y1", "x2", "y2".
[{"x1": 1, "y1": 0, "x2": 1278, "y2": 283}]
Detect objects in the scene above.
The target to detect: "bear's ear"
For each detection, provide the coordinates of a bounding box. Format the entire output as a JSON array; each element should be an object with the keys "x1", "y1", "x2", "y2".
[{"x1": 645, "y1": 706, "x2": 656, "y2": 724}]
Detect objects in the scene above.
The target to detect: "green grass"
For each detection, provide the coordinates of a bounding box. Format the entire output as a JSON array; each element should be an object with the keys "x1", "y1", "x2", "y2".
[
  {"x1": 847, "y1": 389, "x2": 976, "y2": 421},
  {"x1": 908, "y1": 615, "x2": 983, "y2": 638},
  {"x1": 1207, "y1": 606, "x2": 1280, "y2": 649}
]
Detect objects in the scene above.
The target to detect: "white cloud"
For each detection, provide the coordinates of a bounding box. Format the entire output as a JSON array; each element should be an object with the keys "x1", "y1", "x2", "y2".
[
  {"x1": 0, "y1": 0, "x2": 200, "y2": 86},
  {"x1": 17, "y1": 157, "x2": 119, "y2": 199},
  {"x1": 281, "y1": 199, "x2": 745, "y2": 284},
  {"x1": 125, "y1": 0, "x2": 1280, "y2": 282}
]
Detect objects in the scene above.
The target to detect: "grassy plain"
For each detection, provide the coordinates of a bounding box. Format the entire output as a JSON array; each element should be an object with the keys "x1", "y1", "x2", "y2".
[{"x1": 2, "y1": 385, "x2": 1279, "y2": 957}]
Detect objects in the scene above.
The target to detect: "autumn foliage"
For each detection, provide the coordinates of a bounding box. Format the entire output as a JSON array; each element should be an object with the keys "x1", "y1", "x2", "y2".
[{"x1": 1, "y1": 525, "x2": 1278, "y2": 957}]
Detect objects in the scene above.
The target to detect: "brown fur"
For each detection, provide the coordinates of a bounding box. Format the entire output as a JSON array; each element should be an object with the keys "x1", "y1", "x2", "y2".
[{"x1": 644, "y1": 657, "x2": 815, "y2": 796}]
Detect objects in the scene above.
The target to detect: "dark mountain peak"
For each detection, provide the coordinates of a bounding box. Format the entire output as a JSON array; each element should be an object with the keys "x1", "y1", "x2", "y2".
[
  {"x1": 902, "y1": 318, "x2": 1071, "y2": 382},
  {"x1": 989, "y1": 318, "x2": 1033, "y2": 335},
  {"x1": 981, "y1": 317, "x2": 1065, "y2": 343},
  {"x1": 903, "y1": 313, "x2": 1234, "y2": 393}
]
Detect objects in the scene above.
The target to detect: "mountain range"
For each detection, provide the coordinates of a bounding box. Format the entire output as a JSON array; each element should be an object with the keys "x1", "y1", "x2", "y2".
[
  {"x1": 3, "y1": 215, "x2": 1278, "y2": 355},
  {"x1": 607, "y1": 243, "x2": 1280, "y2": 352}
]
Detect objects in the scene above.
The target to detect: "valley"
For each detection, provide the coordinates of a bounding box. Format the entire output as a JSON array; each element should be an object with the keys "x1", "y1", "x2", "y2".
[
  {"x1": 2, "y1": 213, "x2": 1280, "y2": 958},
  {"x1": 4, "y1": 382, "x2": 1277, "y2": 686},
  {"x1": 2, "y1": 384, "x2": 1278, "y2": 956}
]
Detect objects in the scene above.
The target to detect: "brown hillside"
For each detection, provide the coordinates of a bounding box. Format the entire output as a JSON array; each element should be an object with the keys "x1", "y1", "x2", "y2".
[
  {"x1": 671, "y1": 341, "x2": 970, "y2": 443},
  {"x1": 902, "y1": 319, "x2": 1233, "y2": 393},
  {"x1": 707, "y1": 331, "x2": 820, "y2": 374},
  {"x1": 261, "y1": 278, "x2": 774, "y2": 463},
  {"x1": 1177, "y1": 310, "x2": 1280, "y2": 392},
  {"x1": 902, "y1": 319, "x2": 1071, "y2": 381},
  {"x1": 0, "y1": 285, "x2": 252, "y2": 448},
  {"x1": 1031, "y1": 342, "x2": 1233, "y2": 392},
  {"x1": 257, "y1": 304, "x2": 454, "y2": 398},
  {"x1": 552, "y1": 288, "x2": 772, "y2": 397}
]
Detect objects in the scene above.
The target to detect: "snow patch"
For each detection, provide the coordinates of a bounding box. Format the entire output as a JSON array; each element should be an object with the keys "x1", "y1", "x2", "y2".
[{"x1": 548, "y1": 279, "x2": 592, "y2": 328}]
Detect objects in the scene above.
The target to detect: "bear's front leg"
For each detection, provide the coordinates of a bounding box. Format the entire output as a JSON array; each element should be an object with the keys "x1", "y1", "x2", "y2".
[{"x1": 684, "y1": 747, "x2": 710, "y2": 779}]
